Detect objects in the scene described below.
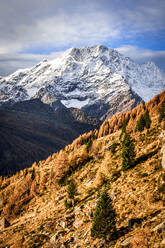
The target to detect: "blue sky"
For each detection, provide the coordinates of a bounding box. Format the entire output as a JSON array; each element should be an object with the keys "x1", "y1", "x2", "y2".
[{"x1": 0, "y1": 0, "x2": 165, "y2": 75}]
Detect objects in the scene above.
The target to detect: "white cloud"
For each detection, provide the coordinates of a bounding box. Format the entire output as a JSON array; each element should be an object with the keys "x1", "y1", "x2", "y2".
[
  {"x1": 1, "y1": 0, "x2": 165, "y2": 55},
  {"x1": 0, "y1": 0, "x2": 165, "y2": 75},
  {"x1": 0, "y1": 7, "x2": 121, "y2": 54}
]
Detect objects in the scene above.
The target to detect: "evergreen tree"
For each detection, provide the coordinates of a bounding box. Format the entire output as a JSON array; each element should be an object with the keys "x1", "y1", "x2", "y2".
[
  {"x1": 121, "y1": 132, "x2": 135, "y2": 171},
  {"x1": 67, "y1": 179, "x2": 76, "y2": 199},
  {"x1": 135, "y1": 114, "x2": 145, "y2": 132},
  {"x1": 143, "y1": 110, "x2": 151, "y2": 129},
  {"x1": 119, "y1": 119, "x2": 128, "y2": 140},
  {"x1": 136, "y1": 110, "x2": 151, "y2": 132},
  {"x1": 24, "y1": 168, "x2": 28, "y2": 178},
  {"x1": 159, "y1": 103, "x2": 165, "y2": 123},
  {"x1": 91, "y1": 190, "x2": 116, "y2": 240},
  {"x1": 31, "y1": 168, "x2": 35, "y2": 180},
  {"x1": 86, "y1": 137, "x2": 93, "y2": 153}
]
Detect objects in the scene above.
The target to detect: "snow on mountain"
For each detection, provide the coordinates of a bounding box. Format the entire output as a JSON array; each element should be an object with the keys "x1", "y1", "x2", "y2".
[{"x1": 0, "y1": 45, "x2": 164, "y2": 119}]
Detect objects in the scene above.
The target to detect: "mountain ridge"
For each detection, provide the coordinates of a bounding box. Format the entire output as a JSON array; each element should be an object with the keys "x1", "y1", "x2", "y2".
[
  {"x1": 0, "y1": 45, "x2": 164, "y2": 120},
  {"x1": 0, "y1": 98, "x2": 101, "y2": 176}
]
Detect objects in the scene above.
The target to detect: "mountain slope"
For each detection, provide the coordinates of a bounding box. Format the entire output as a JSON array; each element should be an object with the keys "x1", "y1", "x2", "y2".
[
  {"x1": 0, "y1": 99, "x2": 100, "y2": 176},
  {"x1": 1, "y1": 45, "x2": 164, "y2": 119},
  {"x1": 0, "y1": 90, "x2": 165, "y2": 247}
]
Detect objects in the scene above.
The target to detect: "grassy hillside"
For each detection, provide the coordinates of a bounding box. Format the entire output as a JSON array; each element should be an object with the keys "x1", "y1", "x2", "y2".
[{"x1": 0, "y1": 90, "x2": 165, "y2": 248}]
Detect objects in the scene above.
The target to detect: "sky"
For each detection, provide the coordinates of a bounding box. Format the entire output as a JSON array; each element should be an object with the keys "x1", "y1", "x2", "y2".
[{"x1": 0, "y1": 0, "x2": 165, "y2": 76}]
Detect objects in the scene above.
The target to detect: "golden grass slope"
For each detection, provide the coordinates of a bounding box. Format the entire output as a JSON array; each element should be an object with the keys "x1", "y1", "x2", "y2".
[{"x1": 0, "y1": 90, "x2": 165, "y2": 247}]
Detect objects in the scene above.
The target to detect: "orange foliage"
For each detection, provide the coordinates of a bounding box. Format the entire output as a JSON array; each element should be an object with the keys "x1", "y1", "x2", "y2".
[
  {"x1": 71, "y1": 130, "x2": 93, "y2": 149},
  {"x1": 98, "y1": 90, "x2": 165, "y2": 137},
  {"x1": 53, "y1": 150, "x2": 69, "y2": 181}
]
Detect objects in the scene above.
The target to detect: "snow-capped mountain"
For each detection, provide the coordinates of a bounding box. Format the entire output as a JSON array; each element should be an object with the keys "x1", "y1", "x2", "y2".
[{"x1": 0, "y1": 45, "x2": 164, "y2": 119}]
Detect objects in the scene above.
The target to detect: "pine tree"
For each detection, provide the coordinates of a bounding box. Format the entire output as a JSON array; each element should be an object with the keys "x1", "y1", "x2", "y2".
[
  {"x1": 136, "y1": 110, "x2": 151, "y2": 131},
  {"x1": 91, "y1": 190, "x2": 116, "y2": 240},
  {"x1": 31, "y1": 168, "x2": 35, "y2": 180},
  {"x1": 119, "y1": 119, "x2": 128, "y2": 140},
  {"x1": 159, "y1": 103, "x2": 165, "y2": 122},
  {"x1": 143, "y1": 110, "x2": 151, "y2": 129},
  {"x1": 86, "y1": 137, "x2": 93, "y2": 153},
  {"x1": 121, "y1": 132, "x2": 135, "y2": 171},
  {"x1": 24, "y1": 168, "x2": 28, "y2": 178},
  {"x1": 135, "y1": 114, "x2": 145, "y2": 132},
  {"x1": 67, "y1": 179, "x2": 76, "y2": 199}
]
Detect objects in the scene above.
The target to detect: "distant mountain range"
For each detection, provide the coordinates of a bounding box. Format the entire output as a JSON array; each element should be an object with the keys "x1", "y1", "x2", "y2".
[
  {"x1": 0, "y1": 45, "x2": 165, "y2": 120},
  {"x1": 0, "y1": 99, "x2": 100, "y2": 176}
]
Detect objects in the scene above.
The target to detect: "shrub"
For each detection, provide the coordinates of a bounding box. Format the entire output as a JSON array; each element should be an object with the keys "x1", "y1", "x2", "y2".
[
  {"x1": 64, "y1": 199, "x2": 72, "y2": 209},
  {"x1": 158, "y1": 184, "x2": 165, "y2": 194},
  {"x1": 91, "y1": 190, "x2": 116, "y2": 240},
  {"x1": 121, "y1": 132, "x2": 135, "y2": 171},
  {"x1": 111, "y1": 170, "x2": 121, "y2": 182}
]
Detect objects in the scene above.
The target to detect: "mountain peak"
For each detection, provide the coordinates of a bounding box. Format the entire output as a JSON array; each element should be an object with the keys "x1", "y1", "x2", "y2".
[{"x1": 0, "y1": 45, "x2": 164, "y2": 119}]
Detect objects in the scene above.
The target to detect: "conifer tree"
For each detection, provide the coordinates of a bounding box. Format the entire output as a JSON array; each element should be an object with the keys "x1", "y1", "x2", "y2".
[
  {"x1": 135, "y1": 114, "x2": 145, "y2": 132},
  {"x1": 159, "y1": 103, "x2": 165, "y2": 122},
  {"x1": 67, "y1": 179, "x2": 76, "y2": 199},
  {"x1": 119, "y1": 119, "x2": 128, "y2": 140},
  {"x1": 136, "y1": 110, "x2": 151, "y2": 131},
  {"x1": 31, "y1": 168, "x2": 35, "y2": 180},
  {"x1": 86, "y1": 137, "x2": 93, "y2": 153},
  {"x1": 91, "y1": 190, "x2": 116, "y2": 240},
  {"x1": 121, "y1": 132, "x2": 135, "y2": 171},
  {"x1": 143, "y1": 110, "x2": 151, "y2": 129}
]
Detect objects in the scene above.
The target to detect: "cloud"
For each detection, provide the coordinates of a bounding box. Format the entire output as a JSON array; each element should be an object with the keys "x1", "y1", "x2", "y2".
[
  {"x1": 1, "y1": 0, "x2": 165, "y2": 54},
  {"x1": 116, "y1": 45, "x2": 165, "y2": 71},
  {"x1": 0, "y1": 0, "x2": 165, "y2": 75},
  {"x1": 0, "y1": 0, "x2": 121, "y2": 54}
]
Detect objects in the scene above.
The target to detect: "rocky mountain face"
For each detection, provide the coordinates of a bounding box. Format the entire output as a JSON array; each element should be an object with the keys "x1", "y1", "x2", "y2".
[
  {"x1": 0, "y1": 90, "x2": 165, "y2": 248},
  {"x1": 0, "y1": 99, "x2": 100, "y2": 176},
  {"x1": 1, "y1": 45, "x2": 164, "y2": 120}
]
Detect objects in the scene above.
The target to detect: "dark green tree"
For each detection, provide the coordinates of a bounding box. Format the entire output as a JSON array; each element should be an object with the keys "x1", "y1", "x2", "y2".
[
  {"x1": 136, "y1": 110, "x2": 151, "y2": 132},
  {"x1": 24, "y1": 168, "x2": 28, "y2": 178},
  {"x1": 31, "y1": 168, "x2": 35, "y2": 180},
  {"x1": 143, "y1": 110, "x2": 151, "y2": 129},
  {"x1": 121, "y1": 132, "x2": 135, "y2": 171},
  {"x1": 119, "y1": 119, "x2": 128, "y2": 140},
  {"x1": 91, "y1": 190, "x2": 116, "y2": 240},
  {"x1": 135, "y1": 114, "x2": 145, "y2": 132},
  {"x1": 159, "y1": 103, "x2": 165, "y2": 123},
  {"x1": 67, "y1": 179, "x2": 76, "y2": 199},
  {"x1": 86, "y1": 137, "x2": 93, "y2": 153}
]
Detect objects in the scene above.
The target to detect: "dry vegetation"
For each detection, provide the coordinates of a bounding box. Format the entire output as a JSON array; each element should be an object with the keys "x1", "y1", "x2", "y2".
[{"x1": 0, "y1": 90, "x2": 165, "y2": 247}]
